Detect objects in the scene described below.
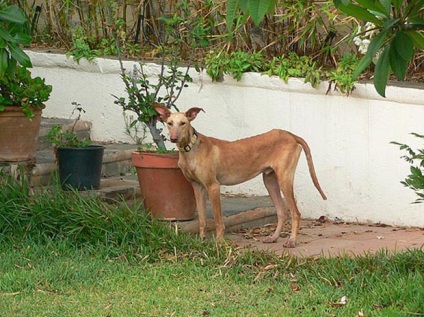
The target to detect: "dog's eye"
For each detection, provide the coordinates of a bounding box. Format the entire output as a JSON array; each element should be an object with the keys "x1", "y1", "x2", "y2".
[
  {"x1": 180, "y1": 122, "x2": 186, "y2": 126},
  {"x1": 167, "y1": 122, "x2": 173, "y2": 126}
]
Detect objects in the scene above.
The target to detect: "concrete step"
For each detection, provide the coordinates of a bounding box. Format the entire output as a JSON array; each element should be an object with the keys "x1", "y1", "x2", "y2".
[{"x1": 96, "y1": 175, "x2": 141, "y2": 203}]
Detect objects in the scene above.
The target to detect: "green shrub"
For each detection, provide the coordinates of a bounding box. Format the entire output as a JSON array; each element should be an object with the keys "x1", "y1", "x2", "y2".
[{"x1": 392, "y1": 133, "x2": 424, "y2": 203}]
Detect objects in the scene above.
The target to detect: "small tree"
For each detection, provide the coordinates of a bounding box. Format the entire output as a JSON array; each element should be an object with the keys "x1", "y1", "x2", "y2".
[{"x1": 113, "y1": 5, "x2": 211, "y2": 150}]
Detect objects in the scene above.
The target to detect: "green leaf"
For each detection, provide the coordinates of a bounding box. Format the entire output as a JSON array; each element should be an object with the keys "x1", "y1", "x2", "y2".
[
  {"x1": 248, "y1": 0, "x2": 271, "y2": 26},
  {"x1": 8, "y1": 43, "x2": 32, "y2": 68},
  {"x1": 226, "y1": 0, "x2": 240, "y2": 31},
  {"x1": 13, "y1": 32, "x2": 32, "y2": 46},
  {"x1": 407, "y1": 18, "x2": 424, "y2": 26},
  {"x1": 355, "y1": 0, "x2": 388, "y2": 17},
  {"x1": 239, "y1": 0, "x2": 249, "y2": 14},
  {"x1": 366, "y1": 28, "x2": 389, "y2": 58},
  {"x1": 6, "y1": 57, "x2": 16, "y2": 77},
  {"x1": 339, "y1": 0, "x2": 350, "y2": 6},
  {"x1": 0, "y1": 47, "x2": 8, "y2": 78},
  {"x1": 411, "y1": 166, "x2": 422, "y2": 177},
  {"x1": 383, "y1": 19, "x2": 400, "y2": 30},
  {"x1": 389, "y1": 43, "x2": 407, "y2": 80},
  {"x1": 394, "y1": 32, "x2": 414, "y2": 61},
  {"x1": 406, "y1": 30, "x2": 424, "y2": 49},
  {"x1": 267, "y1": 0, "x2": 277, "y2": 14},
  {"x1": 392, "y1": 0, "x2": 404, "y2": 10},
  {"x1": 405, "y1": 0, "x2": 424, "y2": 18},
  {"x1": 0, "y1": 5, "x2": 26, "y2": 24},
  {"x1": 353, "y1": 29, "x2": 389, "y2": 79},
  {"x1": 374, "y1": 46, "x2": 390, "y2": 97},
  {"x1": 380, "y1": 0, "x2": 391, "y2": 16},
  {"x1": 334, "y1": 1, "x2": 382, "y2": 25},
  {"x1": 0, "y1": 28, "x2": 15, "y2": 43}
]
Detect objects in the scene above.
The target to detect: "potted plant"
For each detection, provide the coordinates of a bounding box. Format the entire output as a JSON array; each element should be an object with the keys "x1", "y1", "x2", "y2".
[
  {"x1": 113, "y1": 54, "x2": 196, "y2": 220},
  {"x1": 112, "y1": 11, "x2": 210, "y2": 220},
  {"x1": 0, "y1": 1, "x2": 52, "y2": 162},
  {"x1": 46, "y1": 102, "x2": 104, "y2": 190}
]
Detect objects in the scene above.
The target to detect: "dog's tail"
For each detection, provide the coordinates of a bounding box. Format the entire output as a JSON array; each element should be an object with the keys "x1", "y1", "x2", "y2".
[{"x1": 292, "y1": 133, "x2": 327, "y2": 200}]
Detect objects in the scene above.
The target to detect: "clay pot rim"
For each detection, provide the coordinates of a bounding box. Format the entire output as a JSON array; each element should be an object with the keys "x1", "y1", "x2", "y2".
[{"x1": 1, "y1": 105, "x2": 46, "y2": 112}]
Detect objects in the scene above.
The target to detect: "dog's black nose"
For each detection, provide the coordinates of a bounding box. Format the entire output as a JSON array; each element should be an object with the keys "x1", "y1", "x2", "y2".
[{"x1": 170, "y1": 138, "x2": 178, "y2": 143}]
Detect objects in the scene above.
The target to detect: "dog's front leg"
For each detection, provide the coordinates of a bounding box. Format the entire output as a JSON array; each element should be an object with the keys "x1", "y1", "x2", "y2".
[
  {"x1": 192, "y1": 183, "x2": 208, "y2": 239},
  {"x1": 207, "y1": 183, "x2": 225, "y2": 239}
]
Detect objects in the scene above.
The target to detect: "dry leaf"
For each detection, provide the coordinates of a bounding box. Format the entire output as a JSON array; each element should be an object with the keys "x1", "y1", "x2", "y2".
[{"x1": 291, "y1": 283, "x2": 301, "y2": 291}]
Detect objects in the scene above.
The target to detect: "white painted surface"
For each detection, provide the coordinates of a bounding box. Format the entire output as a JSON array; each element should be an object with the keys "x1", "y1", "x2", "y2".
[{"x1": 28, "y1": 51, "x2": 424, "y2": 226}]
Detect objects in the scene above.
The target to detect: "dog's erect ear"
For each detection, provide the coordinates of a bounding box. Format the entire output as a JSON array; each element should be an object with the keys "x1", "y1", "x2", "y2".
[
  {"x1": 154, "y1": 102, "x2": 171, "y2": 121},
  {"x1": 185, "y1": 107, "x2": 205, "y2": 121}
]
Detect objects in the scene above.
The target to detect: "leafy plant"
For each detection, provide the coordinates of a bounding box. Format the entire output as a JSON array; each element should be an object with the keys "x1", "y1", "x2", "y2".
[
  {"x1": 326, "y1": 53, "x2": 358, "y2": 95},
  {"x1": 391, "y1": 133, "x2": 424, "y2": 203},
  {"x1": 227, "y1": 51, "x2": 264, "y2": 81},
  {"x1": 46, "y1": 102, "x2": 92, "y2": 148},
  {"x1": 0, "y1": 65, "x2": 52, "y2": 118},
  {"x1": 334, "y1": 0, "x2": 424, "y2": 97},
  {"x1": 205, "y1": 50, "x2": 226, "y2": 81},
  {"x1": 0, "y1": 1, "x2": 52, "y2": 118},
  {"x1": 66, "y1": 26, "x2": 101, "y2": 63},
  {"x1": 206, "y1": 50, "x2": 322, "y2": 87},
  {"x1": 0, "y1": 1, "x2": 32, "y2": 78},
  {"x1": 265, "y1": 52, "x2": 321, "y2": 87}
]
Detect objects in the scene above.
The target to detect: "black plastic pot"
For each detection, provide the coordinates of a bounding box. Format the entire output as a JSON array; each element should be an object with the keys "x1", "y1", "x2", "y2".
[{"x1": 57, "y1": 145, "x2": 105, "y2": 190}]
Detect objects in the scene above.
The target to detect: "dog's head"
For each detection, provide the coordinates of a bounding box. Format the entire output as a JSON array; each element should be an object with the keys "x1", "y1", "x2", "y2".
[{"x1": 154, "y1": 103, "x2": 204, "y2": 144}]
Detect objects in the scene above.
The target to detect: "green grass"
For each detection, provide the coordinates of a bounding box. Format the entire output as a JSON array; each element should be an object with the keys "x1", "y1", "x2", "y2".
[{"x1": 1, "y1": 174, "x2": 423, "y2": 316}]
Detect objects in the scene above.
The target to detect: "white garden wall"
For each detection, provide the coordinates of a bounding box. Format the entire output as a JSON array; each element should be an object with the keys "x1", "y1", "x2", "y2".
[{"x1": 28, "y1": 50, "x2": 424, "y2": 227}]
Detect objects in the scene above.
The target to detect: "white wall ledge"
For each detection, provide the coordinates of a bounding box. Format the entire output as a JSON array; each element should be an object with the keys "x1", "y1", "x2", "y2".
[{"x1": 28, "y1": 50, "x2": 424, "y2": 106}]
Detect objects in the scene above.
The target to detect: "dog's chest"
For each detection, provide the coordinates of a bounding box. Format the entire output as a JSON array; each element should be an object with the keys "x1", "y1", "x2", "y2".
[{"x1": 178, "y1": 154, "x2": 201, "y2": 181}]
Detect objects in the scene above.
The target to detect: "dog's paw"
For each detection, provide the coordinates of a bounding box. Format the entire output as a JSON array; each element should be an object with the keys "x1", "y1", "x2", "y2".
[
  {"x1": 262, "y1": 235, "x2": 278, "y2": 244},
  {"x1": 283, "y1": 239, "x2": 296, "y2": 248}
]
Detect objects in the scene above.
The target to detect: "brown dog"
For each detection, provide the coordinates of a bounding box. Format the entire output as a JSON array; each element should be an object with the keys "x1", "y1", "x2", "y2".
[{"x1": 155, "y1": 104, "x2": 327, "y2": 247}]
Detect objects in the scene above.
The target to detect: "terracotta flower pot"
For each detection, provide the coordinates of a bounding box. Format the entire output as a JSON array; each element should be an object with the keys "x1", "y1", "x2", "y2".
[
  {"x1": 132, "y1": 151, "x2": 196, "y2": 221},
  {"x1": 0, "y1": 106, "x2": 44, "y2": 162}
]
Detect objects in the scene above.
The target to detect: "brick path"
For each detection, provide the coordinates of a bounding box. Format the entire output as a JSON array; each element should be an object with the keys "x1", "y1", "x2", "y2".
[{"x1": 227, "y1": 218, "x2": 424, "y2": 257}]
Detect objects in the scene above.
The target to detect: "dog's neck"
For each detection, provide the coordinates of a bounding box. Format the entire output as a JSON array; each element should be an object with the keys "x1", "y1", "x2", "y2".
[{"x1": 178, "y1": 128, "x2": 198, "y2": 152}]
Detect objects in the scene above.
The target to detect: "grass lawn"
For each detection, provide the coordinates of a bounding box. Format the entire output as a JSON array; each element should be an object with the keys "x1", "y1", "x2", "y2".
[
  {"x1": 1, "y1": 175, "x2": 423, "y2": 316},
  {"x1": 1, "y1": 241, "x2": 423, "y2": 316}
]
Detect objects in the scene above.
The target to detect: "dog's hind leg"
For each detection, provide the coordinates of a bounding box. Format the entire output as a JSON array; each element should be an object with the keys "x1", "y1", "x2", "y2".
[
  {"x1": 277, "y1": 147, "x2": 302, "y2": 248},
  {"x1": 262, "y1": 171, "x2": 289, "y2": 243},
  {"x1": 279, "y1": 177, "x2": 301, "y2": 248}
]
